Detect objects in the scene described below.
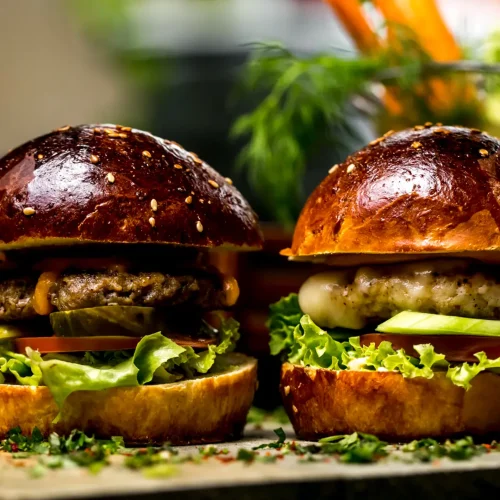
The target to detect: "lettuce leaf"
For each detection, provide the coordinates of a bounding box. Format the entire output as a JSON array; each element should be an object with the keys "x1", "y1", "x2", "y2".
[
  {"x1": 268, "y1": 295, "x2": 500, "y2": 390},
  {"x1": 156, "y1": 316, "x2": 240, "y2": 378},
  {"x1": 280, "y1": 313, "x2": 446, "y2": 376},
  {"x1": 133, "y1": 334, "x2": 186, "y2": 385},
  {"x1": 0, "y1": 347, "x2": 43, "y2": 386},
  {"x1": 0, "y1": 317, "x2": 241, "y2": 411},
  {"x1": 381, "y1": 345, "x2": 440, "y2": 379},
  {"x1": 268, "y1": 294, "x2": 302, "y2": 356},
  {"x1": 268, "y1": 294, "x2": 353, "y2": 356},
  {"x1": 288, "y1": 315, "x2": 347, "y2": 370},
  {"x1": 28, "y1": 333, "x2": 185, "y2": 410},
  {"x1": 447, "y1": 352, "x2": 500, "y2": 389}
]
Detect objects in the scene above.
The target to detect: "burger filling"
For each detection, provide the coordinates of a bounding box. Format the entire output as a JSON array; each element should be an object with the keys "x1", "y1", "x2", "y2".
[
  {"x1": 269, "y1": 259, "x2": 500, "y2": 389},
  {"x1": 0, "y1": 269, "x2": 230, "y2": 321},
  {"x1": 0, "y1": 248, "x2": 242, "y2": 414}
]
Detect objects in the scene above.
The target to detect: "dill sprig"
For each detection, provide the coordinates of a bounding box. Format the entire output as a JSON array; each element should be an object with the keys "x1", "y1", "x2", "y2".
[
  {"x1": 231, "y1": 43, "x2": 386, "y2": 228},
  {"x1": 232, "y1": 38, "x2": 500, "y2": 227}
]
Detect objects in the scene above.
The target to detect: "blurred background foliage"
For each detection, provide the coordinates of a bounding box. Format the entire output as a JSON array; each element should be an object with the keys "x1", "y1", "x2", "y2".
[
  {"x1": 2, "y1": 0, "x2": 500, "y2": 228},
  {"x1": 231, "y1": 1, "x2": 500, "y2": 227}
]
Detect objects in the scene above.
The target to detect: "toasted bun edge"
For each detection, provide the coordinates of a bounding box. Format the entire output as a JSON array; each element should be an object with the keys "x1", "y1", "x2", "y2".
[{"x1": 281, "y1": 362, "x2": 500, "y2": 441}]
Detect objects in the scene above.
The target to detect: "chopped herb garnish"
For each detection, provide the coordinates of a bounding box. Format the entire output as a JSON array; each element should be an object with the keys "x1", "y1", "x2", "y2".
[
  {"x1": 401, "y1": 436, "x2": 490, "y2": 462},
  {"x1": 236, "y1": 448, "x2": 257, "y2": 463},
  {"x1": 198, "y1": 446, "x2": 221, "y2": 457},
  {"x1": 257, "y1": 454, "x2": 278, "y2": 463},
  {"x1": 1, "y1": 427, "x2": 499, "y2": 479},
  {"x1": 253, "y1": 428, "x2": 287, "y2": 450},
  {"x1": 1, "y1": 427, "x2": 124, "y2": 475},
  {"x1": 319, "y1": 433, "x2": 388, "y2": 464},
  {"x1": 236, "y1": 448, "x2": 278, "y2": 464},
  {"x1": 1, "y1": 426, "x2": 47, "y2": 454},
  {"x1": 142, "y1": 463, "x2": 178, "y2": 479}
]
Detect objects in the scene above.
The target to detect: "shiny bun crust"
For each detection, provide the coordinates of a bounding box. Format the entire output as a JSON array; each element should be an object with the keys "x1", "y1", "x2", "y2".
[
  {"x1": 0, "y1": 355, "x2": 257, "y2": 445},
  {"x1": 0, "y1": 125, "x2": 262, "y2": 250},
  {"x1": 281, "y1": 362, "x2": 500, "y2": 441},
  {"x1": 284, "y1": 126, "x2": 500, "y2": 260}
]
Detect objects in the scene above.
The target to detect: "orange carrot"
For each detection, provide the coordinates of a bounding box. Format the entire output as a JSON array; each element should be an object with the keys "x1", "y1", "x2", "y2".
[
  {"x1": 374, "y1": 0, "x2": 461, "y2": 61},
  {"x1": 374, "y1": 0, "x2": 475, "y2": 112},
  {"x1": 323, "y1": 0, "x2": 380, "y2": 54}
]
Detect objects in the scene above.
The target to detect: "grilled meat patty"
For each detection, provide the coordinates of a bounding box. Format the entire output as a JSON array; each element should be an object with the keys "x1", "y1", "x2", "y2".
[
  {"x1": 51, "y1": 271, "x2": 225, "y2": 311},
  {"x1": 0, "y1": 277, "x2": 36, "y2": 321},
  {"x1": 0, "y1": 269, "x2": 226, "y2": 321}
]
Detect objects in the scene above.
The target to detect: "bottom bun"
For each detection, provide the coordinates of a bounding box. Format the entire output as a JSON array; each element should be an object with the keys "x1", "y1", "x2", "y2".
[
  {"x1": 0, "y1": 354, "x2": 257, "y2": 445},
  {"x1": 281, "y1": 362, "x2": 500, "y2": 441}
]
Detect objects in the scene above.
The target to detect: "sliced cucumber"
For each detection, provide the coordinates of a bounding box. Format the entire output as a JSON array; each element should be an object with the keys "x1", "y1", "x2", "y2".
[{"x1": 376, "y1": 311, "x2": 500, "y2": 337}]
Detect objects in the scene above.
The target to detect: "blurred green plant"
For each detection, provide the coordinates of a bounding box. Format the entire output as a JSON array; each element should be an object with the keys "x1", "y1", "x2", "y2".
[
  {"x1": 484, "y1": 30, "x2": 500, "y2": 126},
  {"x1": 70, "y1": 0, "x2": 133, "y2": 41},
  {"x1": 231, "y1": 43, "x2": 386, "y2": 228},
  {"x1": 231, "y1": 36, "x2": 488, "y2": 228},
  {"x1": 68, "y1": 0, "x2": 168, "y2": 130}
]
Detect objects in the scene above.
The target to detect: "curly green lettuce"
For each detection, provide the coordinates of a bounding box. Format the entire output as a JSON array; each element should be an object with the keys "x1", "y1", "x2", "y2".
[
  {"x1": 268, "y1": 294, "x2": 500, "y2": 390},
  {"x1": 0, "y1": 349, "x2": 43, "y2": 386},
  {"x1": 268, "y1": 293, "x2": 302, "y2": 356},
  {"x1": 0, "y1": 317, "x2": 240, "y2": 410},
  {"x1": 268, "y1": 293, "x2": 354, "y2": 356}
]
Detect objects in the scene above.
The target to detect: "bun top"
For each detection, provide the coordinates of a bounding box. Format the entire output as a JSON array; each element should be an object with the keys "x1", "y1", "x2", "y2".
[
  {"x1": 0, "y1": 124, "x2": 263, "y2": 251},
  {"x1": 283, "y1": 125, "x2": 500, "y2": 265}
]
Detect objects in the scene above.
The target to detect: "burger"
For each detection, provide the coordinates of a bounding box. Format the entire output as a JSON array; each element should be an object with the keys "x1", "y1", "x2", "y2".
[
  {"x1": 0, "y1": 124, "x2": 262, "y2": 444},
  {"x1": 269, "y1": 125, "x2": 500, "y2": 441}
]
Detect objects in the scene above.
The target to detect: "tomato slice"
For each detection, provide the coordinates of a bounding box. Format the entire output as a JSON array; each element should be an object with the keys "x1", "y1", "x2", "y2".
[
  {"x1": 166, "y1": 334, "x2": 216, "y2": 349},
  {"x1": 361, "y1": 334, "x2": 500, "y2": 363},
  {"x1": 15, "y1": 335, "x2": 216, "y2": 354}
]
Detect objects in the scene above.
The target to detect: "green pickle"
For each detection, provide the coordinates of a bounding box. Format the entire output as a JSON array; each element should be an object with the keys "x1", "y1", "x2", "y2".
[
  {"x1": 50, "y1": 306, "x2": 164, "y2": 337},
  {"x1": 376, "y1": 311, "x2": 500, "y2": 337}
]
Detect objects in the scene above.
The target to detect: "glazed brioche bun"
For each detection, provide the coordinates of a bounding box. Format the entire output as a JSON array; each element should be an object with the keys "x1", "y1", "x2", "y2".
[
  {"x1": 281, "y1": 363, "x2": 500, "y2": 441},
  {"x1": 0, "y1": 124, "x2": 263, "y2": 251},
  {"x1": 283, "y1": 125, "x2": 500, "y2": 266},
  {"x1": 0, "y1": 354, "x2": 257, "y2": 445}
]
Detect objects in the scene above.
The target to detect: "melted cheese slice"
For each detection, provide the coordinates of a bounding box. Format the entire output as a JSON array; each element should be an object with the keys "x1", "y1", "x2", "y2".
[
  {"x1": 223, "y1": 276, "x2": 240, "y2": 307},
  {"x1": 298, "y1": 269, "x2": 365, "y2": 329},
  {"x1": 33, "y1": 271, "x2": 59, "y2": 315}
]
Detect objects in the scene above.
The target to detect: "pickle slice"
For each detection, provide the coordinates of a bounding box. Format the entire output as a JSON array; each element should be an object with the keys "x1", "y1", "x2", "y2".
[
  {"x1": 50, "y1": 306, "x2": 163, "y2": 337},
  {"x1": 376, "y1": 311, "x2": 500, "y2": 337}
]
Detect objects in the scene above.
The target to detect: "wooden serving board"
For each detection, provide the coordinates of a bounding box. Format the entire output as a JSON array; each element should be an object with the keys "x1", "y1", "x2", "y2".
[{"x1": 2, "y1": 424, "x2": 500, "y2": 500}]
